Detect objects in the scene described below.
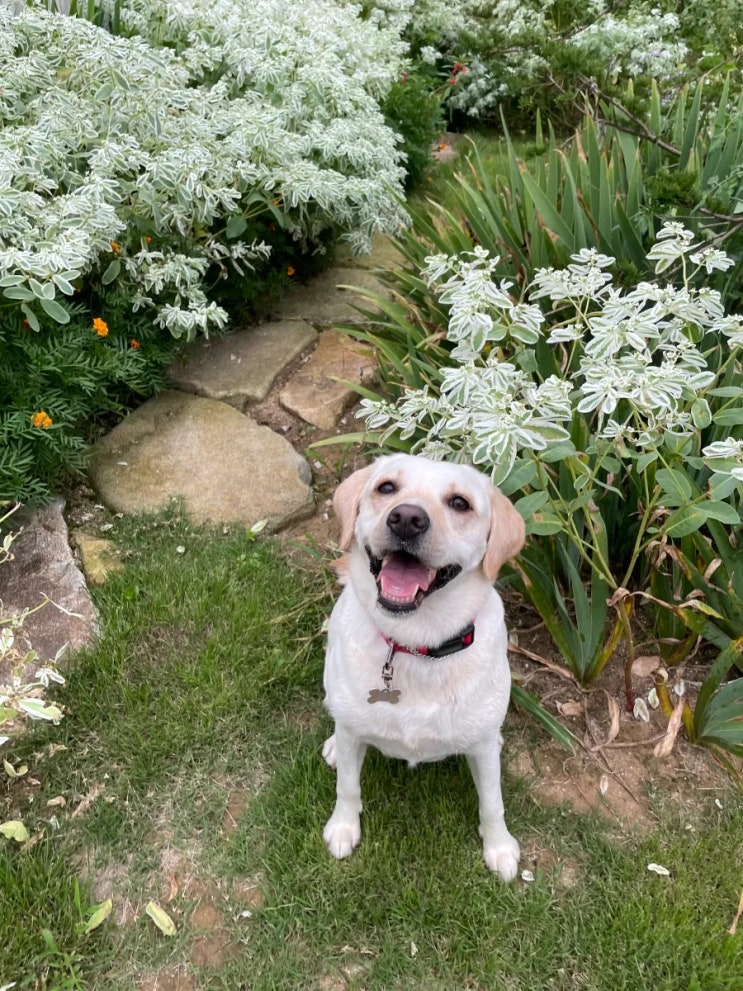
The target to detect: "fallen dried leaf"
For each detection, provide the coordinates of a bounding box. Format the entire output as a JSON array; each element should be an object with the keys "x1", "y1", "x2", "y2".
[
  {"x1": 728, "y1": 891, "x2": 743, "y2": 936},
  {"x1": 633, "y1": 698, "x2": 650, "y2": 723},
  {"x1": 71, "y1": 783, "x2": 105, "y2": 819},
  {"x1": 83, "y1": 898, "x2": 112, "y2": 934},
  {"x1": 557, "y1": 699, "x2": 585, "y2": 717},
  {"x1": 631, "y1": 655, "x2": 661, "y2": 678},
  {"x1": 606, "y1": 694, "x2": 620, "y2": 745},
  {"x1": 647, "y1": 863, "x2": 671, "y2": 876},
  {"x1": 653, "y1": 698, "x2": 685, "y2": 759},
  {"x1": 145, "y1": 901, "x2": 177, "y2": 937}
]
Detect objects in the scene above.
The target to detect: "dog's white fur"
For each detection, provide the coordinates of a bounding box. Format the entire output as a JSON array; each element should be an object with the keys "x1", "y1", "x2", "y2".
[{"x1": 322, "y1": 453, "x2": 525, "y2": 880}]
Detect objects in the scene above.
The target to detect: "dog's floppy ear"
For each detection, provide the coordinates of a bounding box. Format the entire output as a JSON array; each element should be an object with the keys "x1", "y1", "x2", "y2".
[
  {"x1": 483, "y1": 487, "x2": 526, "y2": 582},
  {"x1": 333, "y1": 464, "x2": 375, "y2": 550}
]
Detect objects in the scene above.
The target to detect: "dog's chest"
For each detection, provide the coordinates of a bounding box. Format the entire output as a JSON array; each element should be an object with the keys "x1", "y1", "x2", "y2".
[{"x1": 326, "y1": 639, "x2": 507, "y2": 762}]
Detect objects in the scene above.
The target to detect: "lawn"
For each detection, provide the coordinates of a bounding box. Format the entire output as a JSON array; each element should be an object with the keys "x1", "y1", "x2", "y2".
[{"x1": 2, "y1": 509, "x2": 742, "y2": 990}]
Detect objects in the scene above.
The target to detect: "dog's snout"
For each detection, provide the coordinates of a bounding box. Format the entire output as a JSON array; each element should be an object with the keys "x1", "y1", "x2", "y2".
[{"x1": 386, "y1": 503, "x2": 430, "y2": 541}]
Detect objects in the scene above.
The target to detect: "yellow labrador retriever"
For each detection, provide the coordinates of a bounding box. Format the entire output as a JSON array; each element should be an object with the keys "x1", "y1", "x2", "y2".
[{"x1": 322, "y1": 454, "x2": 525, "y2": 880}]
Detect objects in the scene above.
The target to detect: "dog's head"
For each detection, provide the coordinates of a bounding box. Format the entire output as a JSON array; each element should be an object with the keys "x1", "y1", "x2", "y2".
[{"x1": 333, "y1": 454, "x2": 525, "y2": 616}]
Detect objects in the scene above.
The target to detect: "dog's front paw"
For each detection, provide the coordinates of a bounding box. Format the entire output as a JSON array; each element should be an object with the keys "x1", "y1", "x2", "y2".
[
  {"x1": 321, "y1": 734, "x2": 337, "y2": 769},
  {"x1": 323, "y1": 815, "x2": 361, "y2": 860},
  {"x1": 483, "y1": 832, "x2": 520, "y2": 882}
]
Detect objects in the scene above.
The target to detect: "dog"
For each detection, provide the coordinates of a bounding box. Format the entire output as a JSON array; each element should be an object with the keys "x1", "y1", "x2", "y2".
[{"x1": 321, "y1": 453, "x2": 525, "y2": 880}]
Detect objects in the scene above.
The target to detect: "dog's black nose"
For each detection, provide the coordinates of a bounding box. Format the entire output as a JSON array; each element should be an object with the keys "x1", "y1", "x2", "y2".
[{"x1": 386, "y1": 503, "x2": 430, "y2": 541}]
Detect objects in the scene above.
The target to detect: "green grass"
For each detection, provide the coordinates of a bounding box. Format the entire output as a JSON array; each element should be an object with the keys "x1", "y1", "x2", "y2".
[{"x1": 2, "y1": 509, "x2": 742, "y2": 990}]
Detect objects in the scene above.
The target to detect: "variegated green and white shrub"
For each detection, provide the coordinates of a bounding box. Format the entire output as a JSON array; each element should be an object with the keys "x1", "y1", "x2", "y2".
[
  {"x1": 1, "y1": 0, "x2": 408, "y2": 337},
  {"x1": 1, "y1": 0, "x2": 410, "y2": 500}
]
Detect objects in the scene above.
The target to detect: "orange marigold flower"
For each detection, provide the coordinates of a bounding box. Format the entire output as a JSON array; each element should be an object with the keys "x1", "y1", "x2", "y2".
[
  {"x1": 31, "y1": 411, "x2": 53, "y2": 429},
  {"x1": 110, "y1": 241, "x2": 121, "y2": 254},
  {"x1": 145, "y1": 236, "x2": 152, "y2": 244},
  {"x1": 287, "y1": 266, "x2": 295, "y2": 276},
  {"x1": 93, "y1": 317, "x2": 109, "y2": 337},
  {"x1": 130, "y1": 338, "x2": 140, "y2": 349}
]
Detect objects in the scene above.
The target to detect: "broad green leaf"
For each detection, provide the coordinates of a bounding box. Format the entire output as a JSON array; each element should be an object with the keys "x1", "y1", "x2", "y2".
[
  {"x1": 701, "y1": 501, "x2": 741, "y2": 525},
  {"x1": 39, "y1": 298, "x2": 70, "y2": 324},
  {"x1": 514, "y1": 490, "x2": 550, "y2": 519},
  {"x1": 3, "y1": 286, "x2": 35, "y2": 301},
  {"x1": 655, "y1": 467, "x2": 694, "y2": 505},
  {"x1": 145, "y1": 901, "x2": 177, "y2": 936},
  {"x1": 225, "y1": 214, "x2": 248, "y2": 239},
  {"x1": 0, "y1": 820, "x2": 29, "y2": 843},
  {"x1": 101, "y1": 259, "x2": 121, "y2": 285},
  {"x1": 663, "y1": 506, "x2": 706, "y2": 537},
  {"x1": 713, "y1": 408, "x2": 743, "y2": 426},
  {"x1": 527, "y1": 514, "x2": 564, "y2": 536},
  {"x1": 21, "y1": 303, "x2": 40, "y2": 332},
  {"x1": 691, "y1": 398, "x2": 712, "y2": 429}
]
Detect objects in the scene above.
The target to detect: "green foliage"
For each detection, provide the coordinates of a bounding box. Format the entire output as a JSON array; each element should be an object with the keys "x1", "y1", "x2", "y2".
[
  {"x1": 383, "y1": 67, "x2": 446, "y2": 191},
  {"x1": 342, "y1": 201, "x2": 743, "y2": 754},
  {"x1": 0, "y1": 306, "x2": 174, "y2": 503},
  {"x1": 1, "y1": 0, "x2": 409, "y2": 499}
]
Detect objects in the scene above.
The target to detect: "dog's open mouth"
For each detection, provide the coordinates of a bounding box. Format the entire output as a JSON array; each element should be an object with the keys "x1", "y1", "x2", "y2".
[{"x1": 366, "y1": 547, "x2": 462, "y2": 613}]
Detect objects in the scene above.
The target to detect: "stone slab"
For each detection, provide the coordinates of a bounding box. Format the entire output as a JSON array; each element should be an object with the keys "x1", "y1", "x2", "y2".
[
  {"x1": 272, "y1": 268, "x2": 386, "y2": 325},
  {"x1": 71, "y1": 532, "x2": 124, "y2": 586},
  {"x1": 279, "y1": 330, "x2": 377, "y2": 430},
  {"x1": 1, "y1": 499, "x2": 99, "y2": 671},
  {"x1": 88, "y1": 391, "x2": 315, "y2": 532},
  {"x1": 334, "y1": 233, "x2": 406, "y2": 271},
  {"x1": 168, "y1": 321, "x2": 318, "y2": 408}
]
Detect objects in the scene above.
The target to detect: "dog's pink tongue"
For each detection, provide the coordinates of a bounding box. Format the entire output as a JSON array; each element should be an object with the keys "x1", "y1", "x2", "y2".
[{"x1": 379, "y1": 556, "x2": 432, "y2": 601}]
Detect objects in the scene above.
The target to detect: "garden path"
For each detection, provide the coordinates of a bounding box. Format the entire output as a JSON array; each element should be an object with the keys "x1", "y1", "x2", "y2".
[{"x1": 6, "y1": 236, "x2": 402, "y2": 667}]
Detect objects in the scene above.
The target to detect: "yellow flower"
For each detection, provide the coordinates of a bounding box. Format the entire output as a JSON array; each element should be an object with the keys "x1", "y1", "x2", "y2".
[
  {"x1": 287, "y1": 266, "x2": 295, "y2": 277},
  {"x1": 93, "y1": 317, "x2": 109, "y2": 337},
  {"x1": 110, "y1": 241, "x2": 121, "y2": 254},
  {"x1": 31, "y1": 411, "x2": 53, "y2": 429},
  {"x1": 130, "y1": 338, "x2": 140, "y2": 349}
]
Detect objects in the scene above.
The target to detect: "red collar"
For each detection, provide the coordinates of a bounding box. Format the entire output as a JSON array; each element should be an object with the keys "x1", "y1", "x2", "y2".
[{"x1": 382, "y1": 621, "x2": 475, "y2": 659}]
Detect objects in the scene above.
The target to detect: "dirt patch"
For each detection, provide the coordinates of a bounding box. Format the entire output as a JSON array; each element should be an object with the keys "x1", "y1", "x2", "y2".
[
  {"x1": 84, "y1": 853, "x2": 140, "y2": 926},
  {"x1": 506, "y1": 653, "x2": 732, "y2": 836},
  {"x1": 518, "y1": 840, "x2": 583, "y2": 889},
  {"x1": 221, "y1": 787, "x2": 251, "y2": 837},
  {"x1": 232, "y1": 875, "x2": 266, "y2": 911},
  {"x1": 189, "y1": 930, "x2": 241, "y2": 970},
  {"x1": 136, "y1": 966, "x2": 196, "y2": 991}
]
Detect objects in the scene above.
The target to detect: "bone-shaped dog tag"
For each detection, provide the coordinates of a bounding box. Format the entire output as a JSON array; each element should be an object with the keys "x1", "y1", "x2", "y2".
[{"x1": 367, "y1": 688, "x2": 401, "y2": 704}]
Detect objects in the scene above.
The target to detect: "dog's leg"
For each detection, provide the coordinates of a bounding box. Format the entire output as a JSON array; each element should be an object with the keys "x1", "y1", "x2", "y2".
[
  {"x1": 467, "y1": 740, "x2": 520, "y2": 881},
  {"x1": 323, "y1": 723, "x2": 367, "y2": 860}
]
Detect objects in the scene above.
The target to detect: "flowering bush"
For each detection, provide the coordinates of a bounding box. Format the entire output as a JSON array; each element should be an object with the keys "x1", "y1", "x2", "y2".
[
  {"x1": 0, "y1": 1, "x2": 408, "y2": 333},
  {"x1": 0, "y1": 0, "x2": 410, "y2": 500},
  {"x1": 364, "y1": 0, "x2": 741, "y2": 126},
  {"x1": 354, "y1": 223, "x2": 743, "y2": 756}
]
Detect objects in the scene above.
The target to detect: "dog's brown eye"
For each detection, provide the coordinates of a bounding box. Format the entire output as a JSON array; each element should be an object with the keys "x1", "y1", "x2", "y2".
[
  {"x1": 449, "y1": 495, "x2": 471, "y2": 512},
  {"x1": 377, "y1": 481, "x2": 397, "y2": 495}
]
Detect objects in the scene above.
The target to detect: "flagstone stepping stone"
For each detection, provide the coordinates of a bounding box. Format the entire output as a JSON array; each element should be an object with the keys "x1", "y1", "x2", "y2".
[
  {"x1": 1, "y1": 499, "x2": 98, "y2": 671},
  {"x1": 88, "y1": 391, "x2": 315, "y2": 532},
  {"x1": 168, "y1": 321, "x2": 317, "y2": 409},
  {"x1": 272, "y1": 268, "x2": 386, "y2": 325},
  {"x1": 334, "y1": 232, "x2": 406, "y2": 271},
  {"x1": 279, "y1": 329, "x2": 376, "y2": 430}
]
